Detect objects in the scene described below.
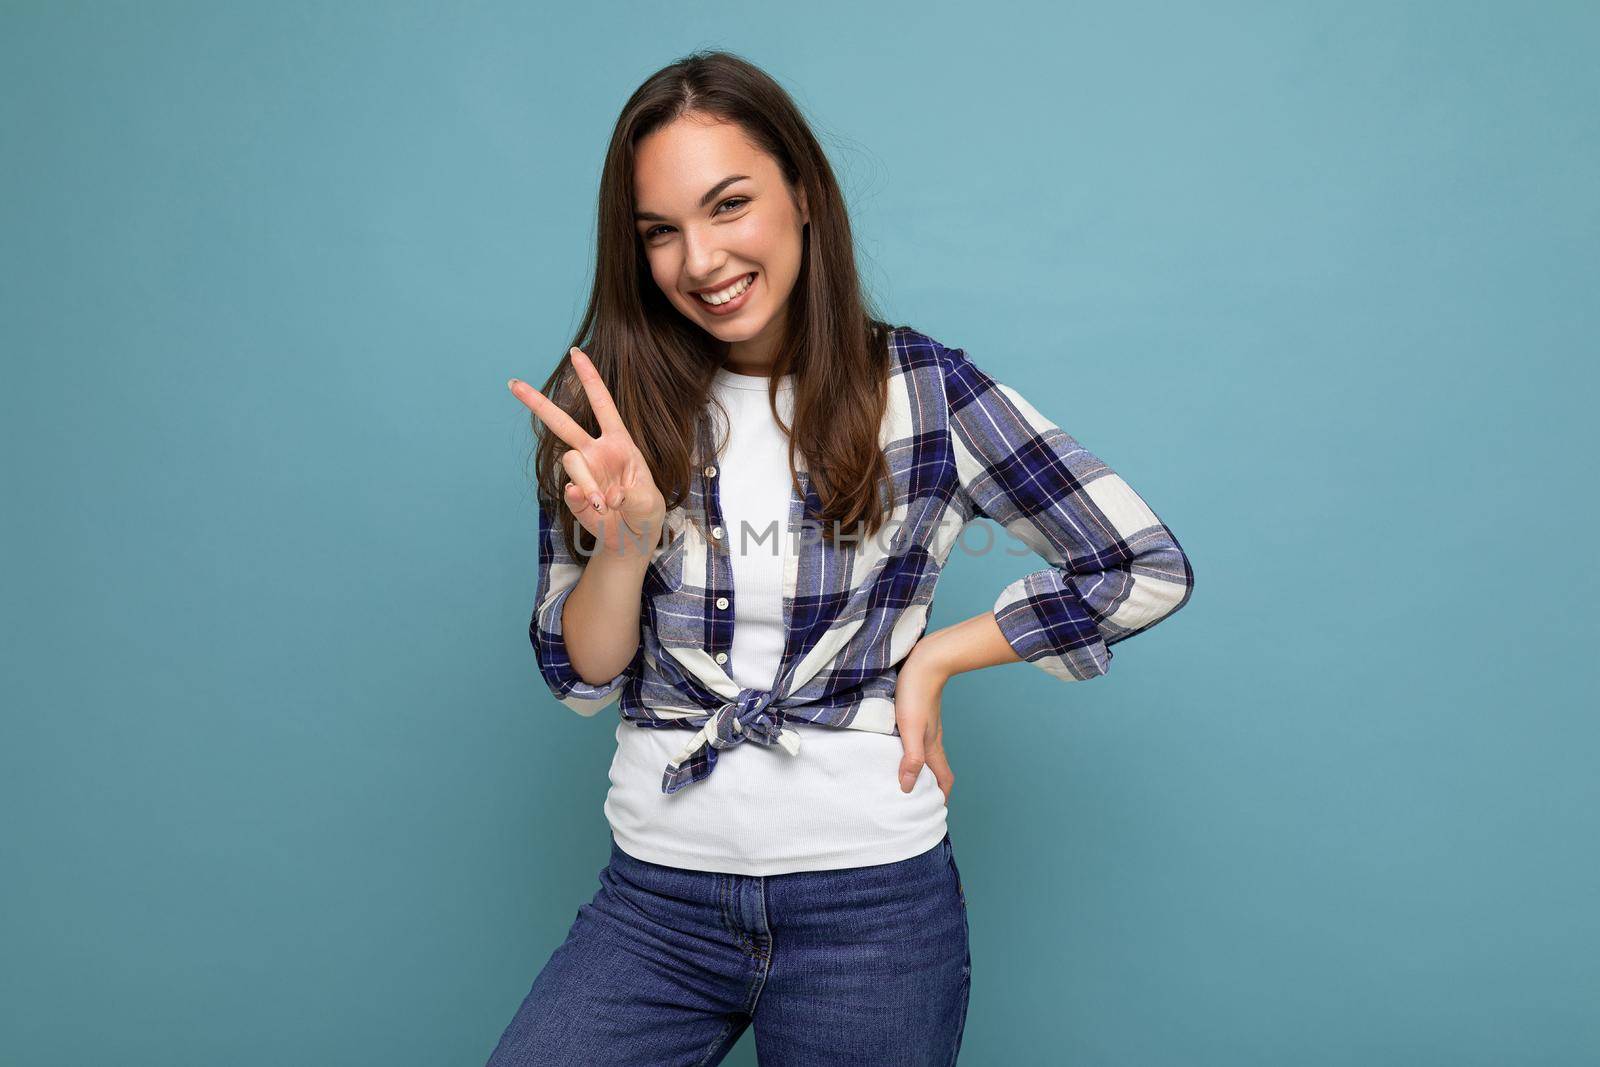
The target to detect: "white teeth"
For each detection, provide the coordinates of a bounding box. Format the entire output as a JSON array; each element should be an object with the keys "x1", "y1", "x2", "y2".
[{"x1": 696, "y1": 272, "x2": 754, "y2": 305}]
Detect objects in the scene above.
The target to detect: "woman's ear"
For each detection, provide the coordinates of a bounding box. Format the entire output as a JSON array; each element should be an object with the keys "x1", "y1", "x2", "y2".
[{"x1": 797, "y1": 186, "x2": 809, "y2": 227}]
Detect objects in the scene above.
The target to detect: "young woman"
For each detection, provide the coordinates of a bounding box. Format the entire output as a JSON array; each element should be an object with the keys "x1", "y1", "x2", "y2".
[{"x1": 490, "y1": 50, "x2": 1194, "y2": 1066}]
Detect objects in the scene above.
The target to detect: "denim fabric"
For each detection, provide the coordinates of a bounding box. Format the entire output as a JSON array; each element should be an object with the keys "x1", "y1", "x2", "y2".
[{"x1": 487, "y1": 832, "x2": 971, "y2": 1066}]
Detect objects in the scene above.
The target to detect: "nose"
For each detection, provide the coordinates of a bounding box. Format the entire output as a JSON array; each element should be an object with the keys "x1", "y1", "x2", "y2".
[{"x1": 680, "y1": 227, "x2": 727, "y2": 289}]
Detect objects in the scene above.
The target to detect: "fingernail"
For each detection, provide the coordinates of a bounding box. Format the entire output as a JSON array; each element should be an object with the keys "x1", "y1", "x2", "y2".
[
  {"x1": 590, "y1": 494, "x2": 604, "y2": 511},
  {"x1": 507, "y1": 378, "x2": 519, "y2": 389},
  {"x1": 900, "y1": 772, "x2": 915, "y2": 791}
]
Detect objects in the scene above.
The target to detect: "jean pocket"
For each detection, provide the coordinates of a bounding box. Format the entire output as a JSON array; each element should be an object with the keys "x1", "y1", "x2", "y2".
[{"x1": 942, "y1": 835, "x2": 966, "y2": 908}]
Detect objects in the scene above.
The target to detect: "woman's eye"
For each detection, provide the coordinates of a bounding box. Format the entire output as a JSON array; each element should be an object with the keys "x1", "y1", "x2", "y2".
[{"x1": 643, "y1": 198, "x2": 750, "y2": 241}]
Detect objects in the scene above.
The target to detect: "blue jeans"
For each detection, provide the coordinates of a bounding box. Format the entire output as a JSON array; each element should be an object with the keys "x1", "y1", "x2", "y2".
[{"x1": 487, "y1": 832, "x2": 971, "y2": 1066}]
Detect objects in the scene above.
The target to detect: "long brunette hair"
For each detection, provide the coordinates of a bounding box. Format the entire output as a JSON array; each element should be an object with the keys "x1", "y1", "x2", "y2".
[{"x1": 532, "y1": 49, "x2": 900, "y2": 555}]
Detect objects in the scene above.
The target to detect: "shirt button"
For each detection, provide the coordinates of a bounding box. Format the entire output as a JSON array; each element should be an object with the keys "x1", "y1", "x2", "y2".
[
  {"x1": 715, "y1": 596, "x2": 729, "y2": 609},
  {"x1": 704, "y1": 465, "x2": 717, "y2": 477},
  {"x1": 714, "y1": 652, "x2": 728, "y2": 664},
  {"x1": 710, "y1": 525, "x2": 724, "y2": 540}
]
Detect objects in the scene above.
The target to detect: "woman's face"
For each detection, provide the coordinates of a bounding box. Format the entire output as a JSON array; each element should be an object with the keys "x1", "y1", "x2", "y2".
[{"x1": 633, "y1": 114, "x2": 809, "y2": 368}]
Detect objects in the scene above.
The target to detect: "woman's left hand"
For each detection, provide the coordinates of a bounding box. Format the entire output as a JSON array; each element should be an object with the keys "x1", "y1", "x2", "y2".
[{"x1": 895, "y1": 642, "x2": 954, "y2": 801}]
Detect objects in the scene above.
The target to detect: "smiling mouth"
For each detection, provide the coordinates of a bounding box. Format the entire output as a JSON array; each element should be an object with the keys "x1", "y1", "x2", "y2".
[{"x1": 693, "y1": 271, "x2": 757, "y2": 307}]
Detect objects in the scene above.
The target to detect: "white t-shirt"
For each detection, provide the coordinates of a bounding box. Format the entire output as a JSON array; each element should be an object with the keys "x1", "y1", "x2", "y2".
[{"x1": 603, "y1": 364, "x2": 949, "y2": 876}]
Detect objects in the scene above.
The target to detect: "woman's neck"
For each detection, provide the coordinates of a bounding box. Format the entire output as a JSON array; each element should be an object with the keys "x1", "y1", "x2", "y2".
[{"x1": 719, "y1": 307, "x2": 788, "y2": 376}]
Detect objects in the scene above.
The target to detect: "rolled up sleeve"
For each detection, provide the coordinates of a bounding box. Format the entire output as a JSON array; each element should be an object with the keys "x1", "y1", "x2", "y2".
[
  {"x1": 529, "y1": 498, "x2": 633, "y2": 715},
  {"x1": 941, "y1": 345, "x2": 1195, "y2": 682}
]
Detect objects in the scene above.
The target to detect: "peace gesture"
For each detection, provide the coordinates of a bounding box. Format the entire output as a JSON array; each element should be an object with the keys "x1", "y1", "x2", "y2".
[{"x1": 508, "y1": 346, "x2": 668, "y2": 558}]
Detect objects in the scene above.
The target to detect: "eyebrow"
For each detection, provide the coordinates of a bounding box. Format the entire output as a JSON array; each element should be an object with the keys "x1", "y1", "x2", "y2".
[{"x1": 633, "y1": 174, "x2": 751, "y2": 222}]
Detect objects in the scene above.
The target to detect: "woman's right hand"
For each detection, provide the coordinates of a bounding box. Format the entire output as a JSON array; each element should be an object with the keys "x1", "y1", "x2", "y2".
[{"x1": 508, "y1": 346, "x2": 668, "y2": 558}]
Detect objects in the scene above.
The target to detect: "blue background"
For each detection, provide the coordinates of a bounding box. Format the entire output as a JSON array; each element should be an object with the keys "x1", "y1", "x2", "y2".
[{"x1": 4, "y1": 2, "x2": 1595, "y2": 1064}]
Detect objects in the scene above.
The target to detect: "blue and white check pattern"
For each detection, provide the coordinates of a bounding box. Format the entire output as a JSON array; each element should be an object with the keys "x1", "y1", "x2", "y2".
[{"x1": 530, "y1": 327, "x2": 1195, "y2": 794}]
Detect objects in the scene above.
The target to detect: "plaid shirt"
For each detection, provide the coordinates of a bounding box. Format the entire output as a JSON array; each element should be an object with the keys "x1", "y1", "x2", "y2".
[{"x1": 530, "y1": 327, "x2": 1195, "y2": 794}]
